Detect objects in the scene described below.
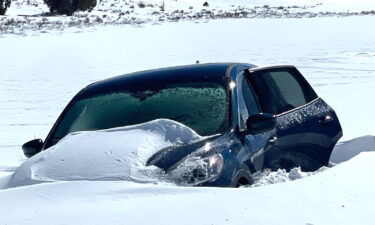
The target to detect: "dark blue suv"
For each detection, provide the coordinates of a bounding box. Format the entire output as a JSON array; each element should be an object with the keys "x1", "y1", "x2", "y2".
[{"x1": 22, "y1": 63, "x2": 342, "y2": 187}]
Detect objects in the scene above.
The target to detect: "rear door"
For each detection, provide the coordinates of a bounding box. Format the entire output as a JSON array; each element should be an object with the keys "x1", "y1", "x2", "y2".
[{"x1": 245, "y1": 66, "x2": 342, "y2": 171}]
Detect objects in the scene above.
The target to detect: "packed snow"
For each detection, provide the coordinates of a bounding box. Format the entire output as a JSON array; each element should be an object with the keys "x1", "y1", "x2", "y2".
[
  {"x1": 1, "y1": 119, "x2": 202, "y2": 189},
  {"x1": 0, "y1": 151, "x2": 375, "y2": 225},
  {"x1": 1, "y1": 0, "x2": 375, "y2": 224}
]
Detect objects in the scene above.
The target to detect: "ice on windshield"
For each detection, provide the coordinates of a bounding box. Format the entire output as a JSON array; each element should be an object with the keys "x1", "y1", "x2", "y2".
[{"x1": 52, "y1": 82, "x2": 227, "y2": 146}]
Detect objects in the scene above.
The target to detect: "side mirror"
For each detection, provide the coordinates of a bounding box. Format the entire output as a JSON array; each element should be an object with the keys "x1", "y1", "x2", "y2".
[
  {"x1": 246, "y1": 113, "x2": 276, "y2": 135},
  {"x1": 22, "y1": 139, "x2": 44, "y2": 158}
]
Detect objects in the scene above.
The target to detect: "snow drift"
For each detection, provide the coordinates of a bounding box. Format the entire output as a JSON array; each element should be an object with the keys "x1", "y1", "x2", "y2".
[
  {"x1": 3, "y1": 119, "x2": 202, "y2": 189},
  {"x1": 0, "y1": 151, "x2": 375, "y2": 225},
  {"x1": 3, "y1": 118, "x2": 374, "y2": 190}
]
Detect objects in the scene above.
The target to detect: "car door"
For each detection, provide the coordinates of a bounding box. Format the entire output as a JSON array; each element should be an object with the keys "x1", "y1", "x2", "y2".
[
  {"x1": 245, "y1": 66, "x2": 342, "y2": 171},
  {"x1": 236, "y1": 72, "x2": 277, "y2": 172}
]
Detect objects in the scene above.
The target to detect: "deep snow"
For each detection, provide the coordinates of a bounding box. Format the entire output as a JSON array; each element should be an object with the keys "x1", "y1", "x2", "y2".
[
  {"x1": 1, "y1": 1, "x2": 375, "y2": 224},
  {"x1": 2, "y1": 119, "x2": 202, "y2": 189},
  {"x1": 1, "y1": 16, "x2": 375, "y2": 168},
  {"x1": 0, "y1": 151, "x2": 375, "y2": 225},
  {"x1": 5, "y1": 118, "x2": 367, "y2": 190}
]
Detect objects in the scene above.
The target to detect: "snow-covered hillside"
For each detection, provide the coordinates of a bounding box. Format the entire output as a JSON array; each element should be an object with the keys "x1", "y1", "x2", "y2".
[{"x1": 1, "y1": 0, "x2": 375, "y2": 35}]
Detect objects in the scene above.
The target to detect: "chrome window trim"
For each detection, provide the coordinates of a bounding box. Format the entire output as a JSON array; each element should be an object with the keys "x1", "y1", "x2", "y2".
[{"x1": 275, "y1": 97, "x2": 320, "y2": 117}]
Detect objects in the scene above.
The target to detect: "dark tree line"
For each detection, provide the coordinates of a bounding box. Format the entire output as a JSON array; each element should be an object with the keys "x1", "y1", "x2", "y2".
[
  {"x1": 0, "y1": 0, "x2": 11, "y2": 15},
  {"x1": 0, "y1": 0, "x2": 96, "y2": 16},
  {"x1": 45, "y1": 0, "x2": 97, "y2": 15}
]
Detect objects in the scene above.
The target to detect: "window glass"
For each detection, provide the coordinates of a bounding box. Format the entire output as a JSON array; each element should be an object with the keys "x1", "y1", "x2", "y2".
[
  {"x1": 236, "y1": 76, "x2": 249, "y2": 131},
  {"x1": 242, "y1": 78, "x2": 260, "y2": 116},
  {"x1": 51, "y1": 82, "x2": 228, "y2": 145},
  {"x1": 248, "y1": 68, "x2": 317, "y2": 114},
  {"x1": 236, "y1": 75, "x2": 260, "y2": 131},
  {"x1": 269, "y1": 71, "x2": 307, "y2": 108}
]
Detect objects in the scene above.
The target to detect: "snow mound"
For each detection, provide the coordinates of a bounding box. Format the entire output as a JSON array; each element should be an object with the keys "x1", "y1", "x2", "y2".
[
  {"x1": 251, "y1": 166, "x2": 328, "y2": 187},
  {"x1": 250, "y1": 134, "x2": 375, "y2": 187},
  {"x1": 6, "y1": 119, "x2": 202, "y2": 189},
  {"x1": 330, "y1": 135, "x2": 375, "y2": 164}
]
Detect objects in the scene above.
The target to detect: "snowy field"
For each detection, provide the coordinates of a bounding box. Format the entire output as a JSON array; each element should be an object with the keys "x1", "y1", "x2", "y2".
[
  {"x1": 2, "y1": 0, "x2": 375, "y2": 34},
  {"x1": 0, "y1": 152, "x2": 374, "y2": 225},
  {"x1": 1, "y1": 2, "x2": 375, "y2": 224},
  {"x1": 1, "y1": 16, "x2": 375, "y2": 166}
]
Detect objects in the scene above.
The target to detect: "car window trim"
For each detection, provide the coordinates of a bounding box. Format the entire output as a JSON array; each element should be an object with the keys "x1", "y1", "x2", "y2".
[
  {"x1": 275, "y1": 97, "x2": 320, "y2": 117},
  {"x1": 247, "y1": 65, "x2": 297, "y2": 73},
  {"x1": 235, "y1": 73, "x2": 249, "y2": 132}
]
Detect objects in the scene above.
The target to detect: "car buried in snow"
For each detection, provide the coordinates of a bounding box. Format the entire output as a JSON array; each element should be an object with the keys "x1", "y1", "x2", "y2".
[{"x1": 22, "y1": 63, "x2": 342, "y2": 187}]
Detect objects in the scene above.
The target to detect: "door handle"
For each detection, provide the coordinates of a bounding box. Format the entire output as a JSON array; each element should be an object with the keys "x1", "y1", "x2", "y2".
[
  {"x1": 268, "y1": 136, "x2": 278, "y2": 144},
  {"x1": 319, "y1": 114, "x2": 333, "y2": 124}
]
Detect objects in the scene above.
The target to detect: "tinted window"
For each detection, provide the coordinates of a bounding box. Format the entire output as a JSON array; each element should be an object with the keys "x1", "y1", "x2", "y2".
[
  {"x1": 237, "y1": 75, "x2": 261, "y2": 131},
  {"x1": 242, "y1": 78, "x2": 260, "y2": 116},
  {"x1": 51, "y1": 82, "x2": 228, "y2": 145},
  {"x1": 269, "y1": 71, "x2": 306, "y2": 107},
  {"x1": 247, "y1": 68, "x2": 317, "y2": 114}
]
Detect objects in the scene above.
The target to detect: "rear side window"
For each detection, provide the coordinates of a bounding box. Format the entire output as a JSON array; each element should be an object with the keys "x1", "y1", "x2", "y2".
[
  {"x1": 268, "y1": 71, "x2": 306, "y2": 107},
  {"x1": 247, "y1": 67, "x2": 317, "y2": 115}
]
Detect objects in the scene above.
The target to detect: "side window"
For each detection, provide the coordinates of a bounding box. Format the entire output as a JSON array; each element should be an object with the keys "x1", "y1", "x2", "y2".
[
  {"x1": 269, "y1": 71, "x2": 307, "y2": 108},
  {"x1": 242, "y1": 78, "x2": 260, "y2": 116},
  {"x1": 236, "y1": 74, "x2": 260, "y2": 131},
  {"x1": 247, "y1": 68, "x2": 317, "y2": 115}
]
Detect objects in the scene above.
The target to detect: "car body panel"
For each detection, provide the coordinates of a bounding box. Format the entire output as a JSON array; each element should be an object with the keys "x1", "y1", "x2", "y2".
[
  {"x1": 265, "y1": 98, "x2": 342, "y2": 171},
  {"x1": 244, "y1": 66, "x2": 342, "y2": 172}
]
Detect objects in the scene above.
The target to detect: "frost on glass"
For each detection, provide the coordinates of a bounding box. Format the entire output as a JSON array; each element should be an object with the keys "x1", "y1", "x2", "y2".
[
  {"x1": 54, "y1": 83, "x2": 227, "y2": 141},
  {"x1": 276, "y1": 99, "x2": 331, "y2": 130}
]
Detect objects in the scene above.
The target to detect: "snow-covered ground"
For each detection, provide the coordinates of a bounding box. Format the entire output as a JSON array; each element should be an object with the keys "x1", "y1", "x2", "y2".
[
  {"x1": 1, "y1": 1, "x2": 375, "y2": 223},
  {"x1": 2, "y1": 0, "x2": 375, "y2": 35},
  {"x1": 1, "y1": 16, "x2": 375, "y2": 166},
  {"x1": 0, "y1": 149, "x2": 375, "y2": 225}
]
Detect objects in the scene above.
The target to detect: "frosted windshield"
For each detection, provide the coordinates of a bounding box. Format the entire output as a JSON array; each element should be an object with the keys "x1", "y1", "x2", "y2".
[{"x1": 52, "y1": 82, "x2": 228, "y2": 143}]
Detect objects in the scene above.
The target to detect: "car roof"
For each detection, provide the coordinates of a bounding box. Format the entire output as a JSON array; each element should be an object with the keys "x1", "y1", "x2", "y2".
[{"x1": 76, "y1": 63, "x2": 255, "y2": 99}]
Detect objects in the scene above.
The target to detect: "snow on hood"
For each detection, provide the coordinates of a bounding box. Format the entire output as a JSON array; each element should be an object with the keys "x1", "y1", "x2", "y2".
[{"x1": 7, "y1": 119, "x2": 202, "y2": 188}]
